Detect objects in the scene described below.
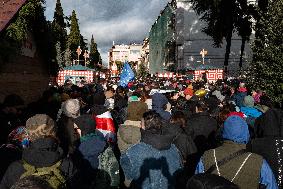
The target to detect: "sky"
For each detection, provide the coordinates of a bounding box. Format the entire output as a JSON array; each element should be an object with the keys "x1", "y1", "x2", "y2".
[{"x1": 44, "y1": 0, "x2": 170, "y2": 65}]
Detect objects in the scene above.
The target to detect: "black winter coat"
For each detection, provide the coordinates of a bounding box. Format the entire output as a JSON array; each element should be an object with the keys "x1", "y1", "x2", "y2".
[
  {"x1": 0, "y1": 144, "x2": 22, "y2": 181},
  {"x1": 57, "y1": 115, "x2": 80, "y2": 156},
  {"x1": 185, "y1": 112, "x2": 218, "y2": 157},
  {"x1": 162, "y1": 123, "x2": 197, "y2": 161},
  {"x1": 0, "y1": 138, "x2": 76, "y2": 189},
  {"x1": 185, "y1": 112, "x2": 217, "y2": 140}
]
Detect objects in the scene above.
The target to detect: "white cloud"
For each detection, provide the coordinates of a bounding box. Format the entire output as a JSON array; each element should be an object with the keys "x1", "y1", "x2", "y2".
[{"x1": 44, "y1": 0, "x2": 170, "y2": 64}]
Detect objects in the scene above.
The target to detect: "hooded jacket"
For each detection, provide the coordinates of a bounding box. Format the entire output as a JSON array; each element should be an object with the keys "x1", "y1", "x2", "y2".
[
  {"x1": 232, "y1": 90, "x2": 247, "y2": 108},
  {"x1": 185, "y1": 112, "x2": 217, "y2": 140},
  {"x1": 118, "y1": 120, "x2": 141, "y2": 154},
  {"x1": 195, "y1": 116, "x2": 278, "y2": 189},
  {"x1": 120, "y1": 129, "x2": 183, "y2": 189},
  {"x1": 162, "y1": 123, "x2": 197, "y2": 161},
  {"x1": 0, "y1": 138, "x2": 76, "y2": 189},
  {"x1": 249, "y1": 108, "x2": 283, "y2": 188},
  {"x1": 152, "y1": 93, "x2": 171, "y2": 121}
]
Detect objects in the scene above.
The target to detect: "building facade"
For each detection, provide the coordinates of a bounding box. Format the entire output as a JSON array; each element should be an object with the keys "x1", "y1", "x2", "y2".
[
  {"x1": 108, "y1": 43, "x2": 143, "y2": 70},
  {"x1": 148, "y1": 1, "x2": 176, "y2": 74},
  {"x1": 148, "y1": 0, "x2": 254, "y2": 75},
  {"x1": 141, "y1": 38, "x2": 150, "y2": 69},
  {"x1": 0, "y1": 0, "x2": 50, "y2": 103},
  {"x1": 175, "y1": 0, "x2": 253, "y2": 73}
]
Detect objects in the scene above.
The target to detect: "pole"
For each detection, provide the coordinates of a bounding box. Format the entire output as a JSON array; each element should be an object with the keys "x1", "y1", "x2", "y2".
[{"x1": 77, "y1": 54, "x2": 79, "y2": 65}]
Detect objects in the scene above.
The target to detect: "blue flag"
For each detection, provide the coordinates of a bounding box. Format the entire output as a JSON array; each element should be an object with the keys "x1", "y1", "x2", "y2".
[{"x1": 119, "y1": 62, "x2": 135, "y2": 87}]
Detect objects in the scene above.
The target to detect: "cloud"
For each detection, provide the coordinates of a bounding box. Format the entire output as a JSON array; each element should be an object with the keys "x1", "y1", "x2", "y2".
[{"x1": 44, "y1": 0, "x2": 170, "y2": 65}]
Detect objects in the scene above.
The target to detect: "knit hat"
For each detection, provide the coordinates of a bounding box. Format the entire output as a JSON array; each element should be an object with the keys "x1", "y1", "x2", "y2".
[
  {"x1": 62, "y1": 99, "x2": 80, "y2": 118},
  {"x1": 127, "y1": 101, "x2": 148, "y2": 121},
  {"x1": 74, "y1": 114, "x2": 96, "y2": 136},
  {"x1": 239, "y1": 82, "x2": 245, "y2": 88},
  {"x1": 129, "y1": 96, "x2": 139, "y2": 102},
  {"x1": 243, "y1": 95, "x2": 254, "y2": 107},
  {"x1": 93, "y1": 92, "x2": 106, "y2": 105},
  {"x1": 26, "y1": 114, "x2": 56, "y2": 142},
  {"x1": 184, "y1": 88, "x2": 194, "y2": 96},
  {"x1": 223, "y1": 115, "x2": 250, "y2": 144},
  {"x1": 212, "y1": 90, "x2": 225, "y2": 102},
  {"x1": 8, "y1": 126, "x2": 30, "y2": 148}
]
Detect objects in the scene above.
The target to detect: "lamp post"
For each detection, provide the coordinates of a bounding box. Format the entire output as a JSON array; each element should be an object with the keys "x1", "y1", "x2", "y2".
[
  {"x1": 83, "y1": 50, "x2": 89, "y2": 66},
  {"x1": 76, "y1": 46, "x2": 82, "y2": 65},
  {"x1": 200, "y1": 49, "x2": 208, "y2": 64}
]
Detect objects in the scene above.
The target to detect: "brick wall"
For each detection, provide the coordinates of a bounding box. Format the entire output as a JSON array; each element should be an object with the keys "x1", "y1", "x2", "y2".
[{"x1": 0, "y1": 53, "x2": 49, "y2": 104}]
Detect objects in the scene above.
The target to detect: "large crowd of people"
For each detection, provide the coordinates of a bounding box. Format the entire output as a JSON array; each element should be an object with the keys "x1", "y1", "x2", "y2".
[{"x1": 0, "y1": 76, "x2": 282, "y2": 189}]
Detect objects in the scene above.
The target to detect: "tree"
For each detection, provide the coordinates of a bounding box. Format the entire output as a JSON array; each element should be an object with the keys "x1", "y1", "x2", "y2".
[
  {"x1": 52, "y1": 0, "x2": 67, "y2": 50},
  {"x1": 137, "y1": 63, "x2": 148, "y2": 78},
  {"x1": 190, "y1": 0, "x2": 253, "y2": 74},
  {"x1": 64, "y1": 48, "x2": 72, "y2": 67},
  {"x1": 235, "y1": 0, "x2": 254, "y2": 70},
  {"x1": 247, "y1": 0, "x2": 283, "y2": 103},
  {"x1": 55, "y1": 42, "x2": 64, "y2": 69},
  {"x1": 89, "y1": 35, "x2": 102, "y2": 69},
  {"x1": 67, "y1": 10, "x2": 81, "y2": 61},
  {"x1": 2, "y1": 0, "x2": 60, "y2": 75}
]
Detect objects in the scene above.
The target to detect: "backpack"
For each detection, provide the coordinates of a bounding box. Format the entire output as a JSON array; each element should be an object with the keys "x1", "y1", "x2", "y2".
[
  {"x1": 20, "y1": 160, "x2": 66, "y2": 189},
  {"x1": 187, "y1": 149, "x2": 250, "y2": 189},
  {"x1": 187, "y1": 173, "x2": 239, "y2": 189},
  {"x1": 95, "y1": 146, "x2": 120, "y2": 188}
]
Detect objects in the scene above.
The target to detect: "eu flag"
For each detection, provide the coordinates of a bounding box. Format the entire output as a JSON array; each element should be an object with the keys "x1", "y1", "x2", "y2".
[{"x1": 119, "y1": 62, "x2": 135, "y2": 87}]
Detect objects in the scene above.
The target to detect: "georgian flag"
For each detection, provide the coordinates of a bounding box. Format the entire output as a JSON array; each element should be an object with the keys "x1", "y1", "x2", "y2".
[{"x1": 94, "y1": 111, "x2": 116, "y2": 142}]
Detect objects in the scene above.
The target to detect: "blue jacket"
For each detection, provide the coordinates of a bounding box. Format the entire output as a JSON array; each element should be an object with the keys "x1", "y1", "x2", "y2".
[
  {"x1": 233, "y1": 91, "x2": 247, "y2": 108},
  {"x1": 240, "y1": 106, "x2": 262, "y2": 118},
  {"x1": 195, "y1": 116, "x2": 278, "y2": 189},
  {"x1": 152, "y1": 93, "x2": 171, "y2": 121},
  {"x1": 120, "y1": 142, "x2": 182, "y2": 189}
]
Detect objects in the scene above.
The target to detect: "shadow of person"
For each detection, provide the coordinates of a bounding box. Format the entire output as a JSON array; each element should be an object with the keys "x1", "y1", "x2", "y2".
[{"x1": 130, "y1": 157, "x2": 175, "y2": 189}]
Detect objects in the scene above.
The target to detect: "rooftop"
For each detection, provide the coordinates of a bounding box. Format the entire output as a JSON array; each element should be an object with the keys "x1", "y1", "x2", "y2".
[
  {"x1": 0, "y1": 0, "x2": 27, "y2": 32},
  {"x1": 63, "y1": 65, "x2": 95, "y2": 71}
]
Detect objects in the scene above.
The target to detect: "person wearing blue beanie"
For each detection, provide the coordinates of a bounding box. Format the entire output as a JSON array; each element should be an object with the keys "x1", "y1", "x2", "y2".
[{"x1": 194, "y1": 115, "x2": 278, "y2": 189}]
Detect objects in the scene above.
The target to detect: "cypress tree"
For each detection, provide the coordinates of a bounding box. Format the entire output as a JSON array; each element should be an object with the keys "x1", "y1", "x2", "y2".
[
  {"x1": 52, "y1": 0, "x2": 67, "y2": 50},
  {"x1": 67, "y1": 10, "x2": 81, "y2": 61},
  {"x1": 89, "y1": 35, "x2": 102, "y2": 69},
  {"x1": 247, "y1": 0, "x2": 283, "y2": 103}
]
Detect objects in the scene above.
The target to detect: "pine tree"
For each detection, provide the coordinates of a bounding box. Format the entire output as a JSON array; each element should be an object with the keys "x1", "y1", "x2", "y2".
[
  {"x1": 247, "y1": 0, "x2": 283, "y2": 103},
  {"x1": 67, "y1": 10, "x2": 81, "y2": 61},
  {"x1": 89, "y1": 35, "x2": 102, "y2": 69},
  {"x1": 52, "y1": 0, "x2": 67, "y2": 50}
]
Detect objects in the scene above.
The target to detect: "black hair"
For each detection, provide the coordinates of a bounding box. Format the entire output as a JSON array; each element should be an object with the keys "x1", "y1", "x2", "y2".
[
  {"x1": 142, "y1": 111, "x2": 162, "y2": 132},
  {"x1": 196, "y1": 100, "x2": 208, "y2": 112}
]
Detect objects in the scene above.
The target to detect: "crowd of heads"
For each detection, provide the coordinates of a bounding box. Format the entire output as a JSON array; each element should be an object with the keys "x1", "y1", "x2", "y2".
[{"x1": 0, "y1": 75, "x2": 281, "y2": 189}]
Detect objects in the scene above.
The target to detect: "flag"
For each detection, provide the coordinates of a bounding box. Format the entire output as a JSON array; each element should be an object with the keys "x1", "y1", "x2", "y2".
[
  {"x1": 119, "y1": 61, "x2": 135, "y2": 87},
  {"x1": 94, "y1": 111, "x2": 116, "y2": 142}
]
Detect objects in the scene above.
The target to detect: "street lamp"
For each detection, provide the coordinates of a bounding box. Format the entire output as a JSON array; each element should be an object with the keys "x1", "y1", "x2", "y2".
[{"x1": 76, "y1": 46, "x2": 82, "y2": 65}]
